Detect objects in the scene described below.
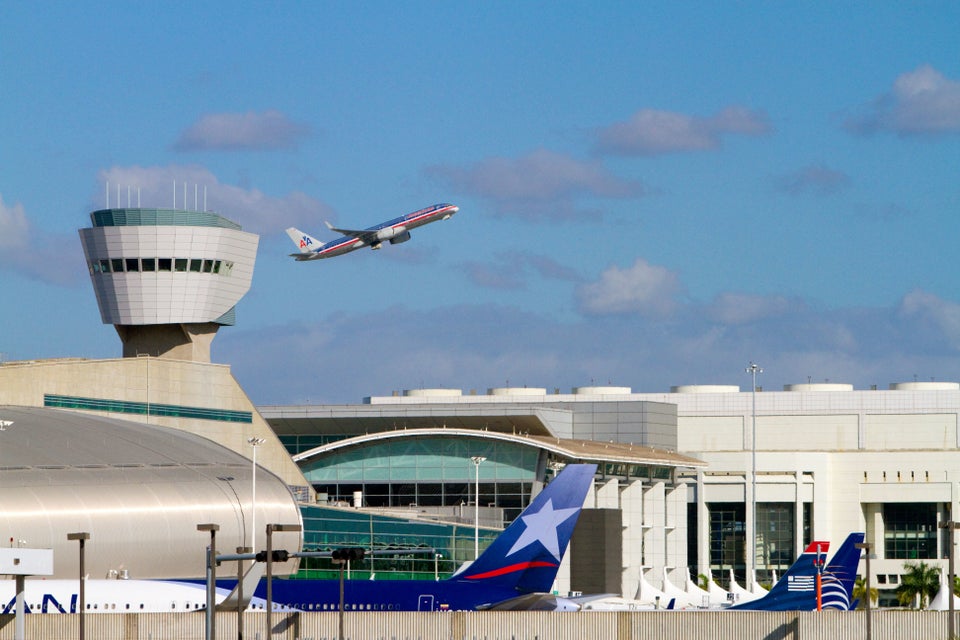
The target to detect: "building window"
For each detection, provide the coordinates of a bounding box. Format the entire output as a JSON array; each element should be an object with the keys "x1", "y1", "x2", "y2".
[
  {"x1": 125, "y1": 258, "x2": 139, "y2": 272},
  {"x1": 802, "y1": 502, "x2": 813, "y2": 547},
  {"x1": 687, "y1": 502, "x2": 698, "y2": 578},
  {"x1": 158, "y1": 258, "x2": 172, "y2": 271},
  {"x1": 175, "y1": 258, "x2": 188, "y2": 272},
  {"x1": 709, "y1": 503, "x2": 745, "y2": 581},
  {"x1": 757, "y1": 503, "x2": 795, "y2": 579},
  {"x1": 142, "y1": 258, "x2": 156, "y2": 272},
  {"x1": 884, "y1": 503, "x2": 937, "y2": 559}
]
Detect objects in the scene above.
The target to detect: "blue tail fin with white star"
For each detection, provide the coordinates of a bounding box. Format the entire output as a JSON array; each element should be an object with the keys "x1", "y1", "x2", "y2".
[{"x1": 453, "y1": 464, "x2": 596, "y2": 594}]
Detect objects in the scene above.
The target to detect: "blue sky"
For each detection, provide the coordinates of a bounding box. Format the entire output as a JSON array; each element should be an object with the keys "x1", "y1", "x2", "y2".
[{"x1": 2, "y1": 2, "x2": 959, "y2": 404}]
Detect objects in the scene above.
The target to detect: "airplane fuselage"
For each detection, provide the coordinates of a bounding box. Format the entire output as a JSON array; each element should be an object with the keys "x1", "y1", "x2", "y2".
[{"x1": 293, "y1": 203, "x2": 458, "y2": 260}]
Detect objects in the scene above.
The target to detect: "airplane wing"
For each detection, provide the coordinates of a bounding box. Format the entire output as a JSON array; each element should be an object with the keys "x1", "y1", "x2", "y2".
[
  {"x1": 215, "y1": 561, "x2": 266, "y2": 612},
  {"x1": 324, "y1": 221, "x2": 376, "y2": 240},
  {"x1": 477, "y1": 592, "x2": 582, "y2": 611}
]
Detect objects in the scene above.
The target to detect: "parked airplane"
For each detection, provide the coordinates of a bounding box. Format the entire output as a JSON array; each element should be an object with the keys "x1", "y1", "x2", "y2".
[
  {"x1": 286, "y1": 203, "x2": 459, "y2": 260},
  {"x1": 582, "y1": 532, "x2": 864, "y2": 612},
  {"x1": 1, "y1": 463, "x2": 595, "y2": 614},
  {"x1": 729, "y1": 532, "x2": 864, "y2": 611}
]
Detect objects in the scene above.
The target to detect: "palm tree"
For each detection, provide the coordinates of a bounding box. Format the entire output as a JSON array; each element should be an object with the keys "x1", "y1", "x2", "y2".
[
  {"x1": 897, "y1": 561, "x2": 941, "y2": 609},
  {"x1": 853, "y1": 576, "x2": 878, "y2": 609}
]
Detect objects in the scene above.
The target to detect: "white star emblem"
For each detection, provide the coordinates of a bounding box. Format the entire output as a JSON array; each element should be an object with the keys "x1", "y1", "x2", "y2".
[{"x1": 506, "y1": 498, "x2": 580, "y2": 561}]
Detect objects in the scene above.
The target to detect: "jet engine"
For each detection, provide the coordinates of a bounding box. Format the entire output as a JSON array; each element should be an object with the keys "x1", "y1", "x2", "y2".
[
  {"x1": 376, "y1": 225, "x2": 407, "y2": 242},
  {"x1": 389, "y1": 230, "x2": 411, "y2": 244}
]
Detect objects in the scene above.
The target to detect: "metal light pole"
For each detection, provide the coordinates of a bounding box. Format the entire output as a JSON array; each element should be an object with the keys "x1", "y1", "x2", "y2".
[
  {"x1": 236, "y1": 545, "x2": 251, "y2": 640},
  {"x1": 197, "y1": 524, "x2": 219, "y2": 640},
  {"x1": 940, "y1": 521, "x2": 958, "y2": 640},
  {"x1": 248, "y1": 437, "x2": 266, "y2": 553},
  {"x1": 855, "y1": 541, "x2": 873, "y2": 640},
  {"x1": 470, "y1": 456, "x2": 486, "y2": 560},
  {"x1": 745, "y1": 362, "x2": 762, "y2": 587},
  {"x1": 67, "y1": 532, "x2": 90, "y2": 640},
  {"x1": 265, "y1": 523, "x2": 301, "y2": 640}
]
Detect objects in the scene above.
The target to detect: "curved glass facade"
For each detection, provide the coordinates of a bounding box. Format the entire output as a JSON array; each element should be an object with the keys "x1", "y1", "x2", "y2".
[
  {"x1": 301, "y1": 436, "x2": 542, "y2": 521},
  {"x1": 301, "y1": 436, "x2": 539, "y2": 483},
  {"x1": 296, "y1": 504, "x2": 499, "y2": 580}
]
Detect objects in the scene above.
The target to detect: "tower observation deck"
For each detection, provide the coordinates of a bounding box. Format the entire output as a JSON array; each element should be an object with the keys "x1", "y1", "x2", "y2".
[{"x1": 79, "y1": 208, "x2": 259, "y2": 362}]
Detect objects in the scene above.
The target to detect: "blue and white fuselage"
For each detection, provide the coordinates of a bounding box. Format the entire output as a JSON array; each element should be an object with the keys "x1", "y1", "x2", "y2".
[
  {"x1": 286, "y1": 203, "x2": 459, "y2": 261},
  {"x1": 1, "y1": 464, "x2": 594, "y2": 614}
]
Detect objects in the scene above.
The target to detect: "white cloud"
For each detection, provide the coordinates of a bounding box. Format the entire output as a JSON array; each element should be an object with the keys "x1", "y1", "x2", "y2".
[
  {"x1": 775, "y1": 164, "x2": 851, "y2": 196},
  {"x1": 707, "y1": 292, "x2": 795, "y2": 325},
  {"x1": 219, "y1": 291, "x2": 960, "y2": 404},
  {"x1": 0, "y1": 194, "x2": 29, "y2": 249},
  {"x1": 595, "y1": 106, "x2": 771, "y2": 156},
  {"x1": 845, "y1": 65, "x2": 960, "y2": 136},
  {"x1": 99, "y1": 165, "x2": 332, "y2": 234},
  {"x1": 899, "y1": 289, "x2": 960, "y2": 349},
  {"x1": 576, "y1": 258, "x2": 681, "y2": 317},
  {"x1": 174, "y1": 110, "x2": 311, "y2": 151},
  {"x1": 459, "y1": 252, "x2": 584, "y2": 290},
  {"x1": 427, "y1": 149, "x2": 644, "y2": 221},
  {"x1": 0, "y1": 194, "x2": 84, "y2": 285}
]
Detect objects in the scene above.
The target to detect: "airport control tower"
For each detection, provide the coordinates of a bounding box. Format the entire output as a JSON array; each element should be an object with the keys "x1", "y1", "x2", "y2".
[{"x1": 79, "y1": 207, "x2": 258, "y2": 362}]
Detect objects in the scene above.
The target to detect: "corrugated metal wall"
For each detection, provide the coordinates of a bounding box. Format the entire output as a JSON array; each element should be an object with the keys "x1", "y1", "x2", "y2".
[{"x1": 2, "y1": 610, "x2": 957, "y2": 640}]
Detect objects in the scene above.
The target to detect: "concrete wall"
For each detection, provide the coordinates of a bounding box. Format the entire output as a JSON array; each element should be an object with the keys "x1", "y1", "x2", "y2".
[{"x1": 1, "y1": 610, "x2": 955, "y2": 640}]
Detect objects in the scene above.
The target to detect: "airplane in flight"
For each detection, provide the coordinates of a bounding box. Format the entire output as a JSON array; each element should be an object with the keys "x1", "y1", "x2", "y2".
[
  {"x1": 1, "y1": 463, "x2": 595, "y2": 614},
  {"x1": 286, "y1": 203, "x2": 459, "y2": 261}
]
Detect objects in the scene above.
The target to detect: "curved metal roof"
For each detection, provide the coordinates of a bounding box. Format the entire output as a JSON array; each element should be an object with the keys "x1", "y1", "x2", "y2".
[
  {"x1": 0, "y1": 406, "x2": 302, "y2": 580},
  {"x1": 293, "y1": 427, "x2": 704, "y2": 468}
]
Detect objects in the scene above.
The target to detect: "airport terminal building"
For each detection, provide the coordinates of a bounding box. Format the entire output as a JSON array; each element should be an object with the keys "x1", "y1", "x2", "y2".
[
  {"x1": 262, "y1": 382, "x2": 960, "y2": 605},
  {"x1": 2, "y1": 203, "x2": 958, "y2": 607}
]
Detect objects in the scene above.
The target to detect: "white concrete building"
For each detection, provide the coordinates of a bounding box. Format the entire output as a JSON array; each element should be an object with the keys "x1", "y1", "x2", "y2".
[{"x1": 264, "y1": 381, "x2": 960, "y2": 603}]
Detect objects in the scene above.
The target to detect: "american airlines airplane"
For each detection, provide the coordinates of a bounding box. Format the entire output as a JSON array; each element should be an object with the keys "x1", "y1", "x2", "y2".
[
  {"x1": 1, "y1": 464, "x2": 594, "y2": 614},
  {"x1": 286, "y1": 203, "x2": 459, "y2": 260}
]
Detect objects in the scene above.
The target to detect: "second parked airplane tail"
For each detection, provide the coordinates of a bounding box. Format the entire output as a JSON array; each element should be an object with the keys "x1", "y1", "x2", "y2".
[
  {"x1": 820, "y1": 532, "x2": 865, "y2": 610},
  {"x1": 729, "y1": 532, "x2": 864, "y2": 611}
]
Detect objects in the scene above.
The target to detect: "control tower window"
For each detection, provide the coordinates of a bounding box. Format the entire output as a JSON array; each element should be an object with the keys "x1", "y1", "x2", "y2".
[
  {"x1": 125, "y1": 258, "x2": 139, "y2": 272},
  {"x1": 189, "y1": 259, "x2": 202, "y2": 272},
  {"x1": 99, "y1": 259, "x2": 110, "y2": 273},
  {"x1": 202, "y1": 259, "x2": 213, "y2": 273},
  {"x1": 175, "y1": 258, "x2": 187, "y2": 272},
  {"x1": 111, "y1": 258, "x2": 124, "y2": 273},
  {"x1": 142, "y1": 258, "x2": 156, "y2": 272},
  {"x1": 213, "y1": 260, "x2": 222, "y2": 274},
  {"x1": 158, "y1": 258, "x2": 172, "y2": 271}
]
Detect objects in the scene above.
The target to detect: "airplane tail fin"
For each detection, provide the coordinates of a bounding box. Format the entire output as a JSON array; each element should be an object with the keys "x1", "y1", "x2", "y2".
[
  {"x1": 454, "y1": 464, "x2": 596, "y2": 594},
  {"x1": 729, "y1": 540, "x2": 831, "y2": 611},
  {"x1": 821, "y1": 532, "x2": 865, "y2": 610},
  {"x1": 286, "y1": 227, "x2": 323, "y2": 257}
]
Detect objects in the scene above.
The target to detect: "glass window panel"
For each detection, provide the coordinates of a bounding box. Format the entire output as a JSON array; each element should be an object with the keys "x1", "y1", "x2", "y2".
[
  {"x1": 158, "y1": 258, "x2": 172, "y2": 271},
  {"x1": 709, "y1": 502, "x2": 745, "y2": 581},
  {"x1": 189, "y1": 259, "x2": 202, "y2": 272},
  {"x1": 175, "y1": 258, "x2": 188, "y2": 272},
  {"x1": 142, "y1": 258, "x2": 156, "y2": 272},
  {"x1": 883, "y1": 503, "x2": 937, "y2": 559},
  {"x1": 125, "y1": 258, "x2": 139, "y2": 272},
  {"x1": 202, "y1": 259, "x2": 213, "y2": 273}
]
